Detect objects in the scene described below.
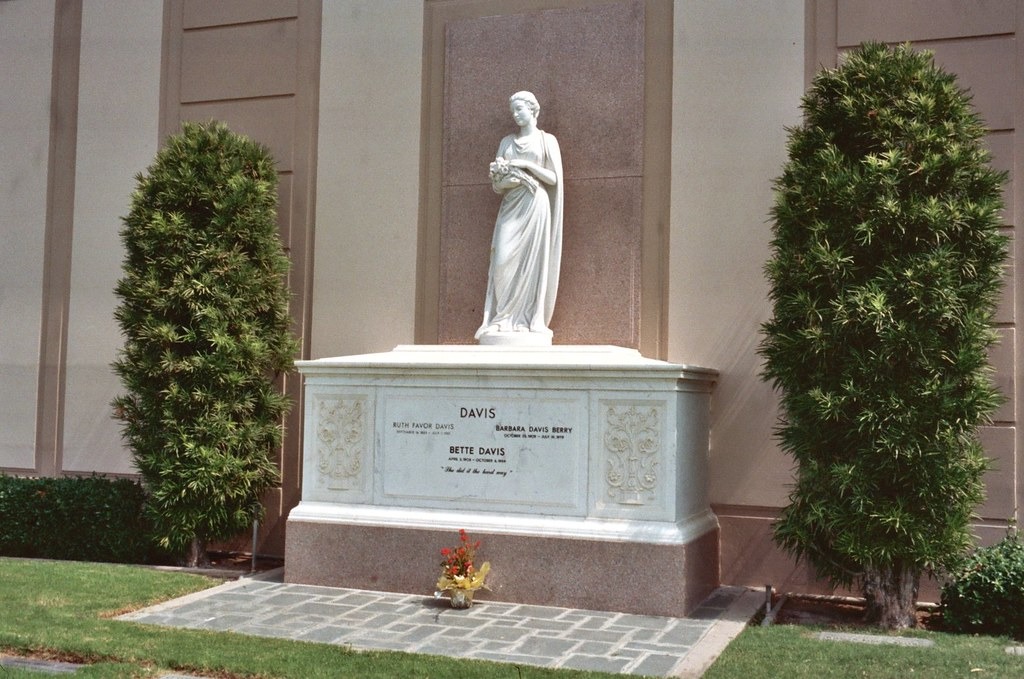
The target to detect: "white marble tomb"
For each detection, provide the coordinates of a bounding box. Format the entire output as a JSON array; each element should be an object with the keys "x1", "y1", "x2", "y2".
[
  {"x1": 289, "y1": 345, "x2": 716, "y2": 540},
  {"x1": 285, "y1": 345, "x2": 719, "y2": 616}
]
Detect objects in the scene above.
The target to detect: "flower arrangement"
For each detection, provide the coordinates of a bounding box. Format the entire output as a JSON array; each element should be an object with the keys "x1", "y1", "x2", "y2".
[
  {"x1": 435, "y1": 529, "x2": 490, "y2": 607},
  {"x1": 489, "y1": 157, "x2": 538, "y2": 194}
]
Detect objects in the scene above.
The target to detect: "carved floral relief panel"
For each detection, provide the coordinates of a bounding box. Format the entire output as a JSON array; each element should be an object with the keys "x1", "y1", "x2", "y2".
[
  {"x1": 601, "y1": 402, "x2": 664, "y2": 507},
  {"x1": 312, "y1": 394, "x2": 371, "y2": 496}
]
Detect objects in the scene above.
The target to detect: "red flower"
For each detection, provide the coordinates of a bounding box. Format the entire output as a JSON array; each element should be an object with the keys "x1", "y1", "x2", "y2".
[{"x1": 438, "y1": 529, "x2": 485, "y2": 581}]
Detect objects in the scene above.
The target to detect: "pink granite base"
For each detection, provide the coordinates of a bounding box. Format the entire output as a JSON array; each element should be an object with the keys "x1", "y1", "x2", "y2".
[{"x1": 285, "y1": 520, "x2": 719, "y2": 618}]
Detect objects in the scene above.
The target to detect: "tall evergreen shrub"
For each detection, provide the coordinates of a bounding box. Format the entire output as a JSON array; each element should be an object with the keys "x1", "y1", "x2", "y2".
[
  {"x1": 760, "y1": 43, "x2": 1007, "y2": 628},
  {"x1": 113, "y1": 121, "x2": 297, "y2": 566}
]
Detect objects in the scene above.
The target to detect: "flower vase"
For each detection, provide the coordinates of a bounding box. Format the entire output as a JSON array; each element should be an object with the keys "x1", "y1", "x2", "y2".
[{"x1": 449, "y1": 589, "x2": 474, "y2": 609}]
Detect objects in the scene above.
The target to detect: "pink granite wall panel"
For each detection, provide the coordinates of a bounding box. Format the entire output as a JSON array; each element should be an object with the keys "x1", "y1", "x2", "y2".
[{"x1": 438, "y1": 0, "x2": 645, "y2": 346}]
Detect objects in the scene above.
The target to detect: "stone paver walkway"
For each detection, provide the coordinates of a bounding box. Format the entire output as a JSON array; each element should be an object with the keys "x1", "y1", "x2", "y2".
[
  {"x1": 119, "y1": 570, "x2": 761, "y2": 677},
  {"x1": 0, "y1": 655, "x2": 83, "y2": 674}
]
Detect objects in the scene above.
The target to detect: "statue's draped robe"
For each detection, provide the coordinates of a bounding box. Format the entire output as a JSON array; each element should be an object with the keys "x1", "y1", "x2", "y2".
[{"x1": 476, "y1": 130, "x2": 563, "y2": 338}]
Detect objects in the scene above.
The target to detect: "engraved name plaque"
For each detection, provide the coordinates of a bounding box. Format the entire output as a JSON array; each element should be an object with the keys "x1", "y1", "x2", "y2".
[{"x1": 381, "y1": 391, "x2": 585, "y2": 512}]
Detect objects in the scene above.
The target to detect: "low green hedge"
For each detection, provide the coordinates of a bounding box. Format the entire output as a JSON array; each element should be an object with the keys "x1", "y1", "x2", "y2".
[
  {"x1": 0, "y1": 475, "x2": 161, "y2": 564},
  {"x1": 941, "y1": 531, "x2": 1024, "y2": 639}
]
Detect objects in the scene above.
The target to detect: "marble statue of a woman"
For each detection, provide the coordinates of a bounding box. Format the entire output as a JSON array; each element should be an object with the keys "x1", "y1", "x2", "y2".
[{"x1": 475, "y1": 91, "x2": 564, "y2": 345}]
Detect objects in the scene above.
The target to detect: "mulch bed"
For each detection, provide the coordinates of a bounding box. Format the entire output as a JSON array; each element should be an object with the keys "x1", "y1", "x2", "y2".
[
  {"x1": 207, "y1": 551, "x2": 284, "y2": 573},
  {"x1": 771, "y1": 594, "x2": 941, "y2": 631}
]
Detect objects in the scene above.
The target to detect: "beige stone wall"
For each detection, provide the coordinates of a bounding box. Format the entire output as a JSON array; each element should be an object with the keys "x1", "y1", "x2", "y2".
[
  {"x1": 309, "y1": 1, "x2": 423, "y2": 358},
  {"x1": 0, "y1": 1, "x2": 161, "y2": 478},
  {"x1": 0, "y1": 0, "x2": 55, "y2": 472},
  {"x1": 669, "y1": 0, "x2": 808, "y2": 589},
  {"x1": 62, "y1": 1, "x2": 163, "y2": 475},
  {"x1": 669, "y1": 0, "x2": 805, "y2": 508}
]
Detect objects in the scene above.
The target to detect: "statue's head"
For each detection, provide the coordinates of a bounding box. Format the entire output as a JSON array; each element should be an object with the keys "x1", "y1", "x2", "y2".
[{"x1": 509, "y1": 91, "x2": 540, "y2": 118}]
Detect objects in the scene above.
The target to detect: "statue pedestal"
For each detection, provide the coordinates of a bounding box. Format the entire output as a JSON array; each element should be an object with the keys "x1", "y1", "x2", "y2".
[
  {"x1": 285, "y1": 345, "x2": 719, "y2": 617},
  {"x1": 476, "y1": 328, "x2": 553, "y2": 346}
]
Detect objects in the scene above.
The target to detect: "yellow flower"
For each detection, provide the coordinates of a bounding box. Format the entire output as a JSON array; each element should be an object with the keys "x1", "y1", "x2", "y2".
[{"x1": 437, "y1": 561, "x2": 490, "y2": 591}]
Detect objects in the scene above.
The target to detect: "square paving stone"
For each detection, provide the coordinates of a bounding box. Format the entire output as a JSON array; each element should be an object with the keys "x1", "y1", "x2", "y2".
[
  {"x1": 558, "y1": 654, "x2": 631, "y2": 674},
  {"x1": 161, "y1": 601, "x2": 224, "y2": 617},
  {"x1": 296, "y1": 625, "x2": 357, "y2": 643},
  {"x1": 386, "y1": 623, "x2": 416, "y2": 633},
  {"x1": 623, "y1": 640, "x2": 686, "y2": 654},
  {"x1": 253, "y1": 613, "x2": 322, "y2": 632},
  {"x1": 629, "y1": 652, "x2": 682, "y2": 676},
  {"x1": 264, "y1": 593, "x2": 317, "y2": 607},
  {"x1": 232, "y1": 581, "x2": 278, "y2": 593},
  {"x1": 469, "y1": 600, "x2": 516, "y2": 612},
  {"x1": 576, "y1": 612, "x2": 619, "y2": 625},
  {"x1": 621, "y1": 627, "x2": 659, "y2": 641},
  {"x1": 517, "y1": 637, "x2": 578, "y2": 657},
  {"x1": 336, "y1": 593, "x2": 382, "y2": 606},
  {"x1": 236, "y1": 624, "x2": 302, "y2": 638},
  {"x1": 417, "y1": 638, "x2": 488, "y2": 657},
  {"x1": 1, "y1": 656, "x2": 82, "y2": 674},
  {"x1": 614, "y1": 614, "x2": 674, "y2": 630},
  {"x1": 655, "y1": 622, "x2": 707, "y2": 646},
  {"x1": 509, "y1": 604, "x2": 566, "y2": 619},
  {"x1": 125, "y1": 613, "x2": 173, "y2": 626},
  {"x1": 470, "y1": 626, "x2": 534, "y2": 642},
  {"x1": 210, "y1": 592, "x2": 262, "y2": 604},
  {"x1": 434, "y1": 614, "x2": 488, "y2": 629},
  {"x1": 518, "y1": 618, "x2": 576, "y2": 633},
  {"x1": 280, "y1": 584, "x2": 338, "y2": 596},
  {"x1": 292, "y1": 602, "x2": 356, "y2": 617},
  {"x1": 196, "y1": 615, "x2": 254, "y2": 631},
  {"x1": 609, "y1": 648, "x2": 643, "y2": 659},
  {"x1": 359, "y1": 613, "x2": 407, "y2": 628},
  {"x1": 574, "y1": 640, "x2": 617, "y2": 655},
  {"x1": 574, "y1": 628, "x2": 628, "y2": 643},
  {"x1": 348, "y1": 634, "x2": 419, "y2": 652},
  {"x1": 397, "y1": 624, "x2": 448, "y2": 644},
  {"x1": 688, "y1": 605, "x2": 727, "y2": 620},
  {"x1": 462, "y1": 613, "x2": 516, "y2": 626},
  {"x1": 470, "y1": 651, "x2": 556, "y2": 667}
]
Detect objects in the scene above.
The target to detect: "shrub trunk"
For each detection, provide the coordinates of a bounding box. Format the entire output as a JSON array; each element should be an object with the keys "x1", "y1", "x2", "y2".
[
  {"x1": 186, "y1": 537, "x2": 210, "y2": 569},
  {"x1": 863, "y1": 564, "x2": 919, "y2": 629}
]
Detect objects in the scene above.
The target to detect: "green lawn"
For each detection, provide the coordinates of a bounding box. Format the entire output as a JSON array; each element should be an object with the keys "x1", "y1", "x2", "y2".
[
  {"x1": 6, "y1": 558, "x2": 1024, "y2": 678},
  {"x1": 706, "y1": 616, "x2": 1024, "y2": 678},
  {"x1": 0, "y1": 558, "x2": 624, "y2": 678}
]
